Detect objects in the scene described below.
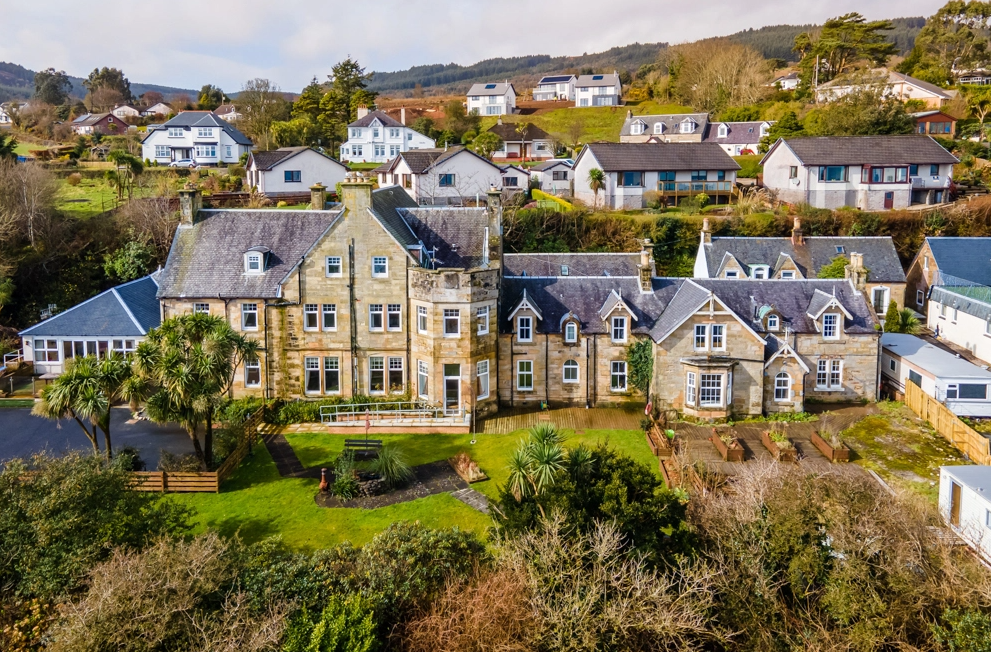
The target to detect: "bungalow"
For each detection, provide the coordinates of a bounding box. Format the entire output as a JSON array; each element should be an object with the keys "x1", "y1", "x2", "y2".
[
  {"x1": 500, "y1": 164, "x2": 529, "y2": 193},
  {"x1": 373, "y1": 146, "x2": 503, "y2": 205},
  {"x1": 912, "y1": 110, "x2": 956, "y2": 138},
  {"x1": 620, "y1": 112, "x2": 709, "y2": 143},
  {"x1": 817, "y1": 69, "x2": 957, "y2": 109},
  {"x1": 0, "y1": 104, "x2": 10, "y2": 125},
  {"x1": 908, "y1": 236, "x2": 991, "y2": 318},
  {"x1": 340, "y1": 108, "x2": 435, "y2": 164},
  {"x1": 141, "y1": 111, "x2": 252, "y2": 166},
  {"x1": 575, "y1": 72, "x2": 622, "y2": 107},
  {"x1": 533, "y1": 75, "x2": 576, "y2": 102},
  {"x1": 882, "y1": 333, "x2": 991, "y2": 417},
  {"x1": 760, "y1": 135, "x2": 958, "y2": 210},
  {"x1": 939, "y1": 466, "x2": 991, "y2": 563},
  {"x1": 19, "y1": 273, "x2": 161, "y2": 376},
  {"x1": 771, "y1": 71, "x2": 800, "y2": 91},
  {"x1": 141, "y1": 102, "x2": 173, "y2": 117},
  {"x1": 694, "y1": 216, "x2": 907, "y2": 314},
  {"x1": 71, "y1": 113, "x2": 127, "y2": 136},
  {"x1": 246, "y1": 147, "x2": 347, "y2": 198},
  {"x1": 530, "y1": 159, "x2": 573, "y2": 195},
  {"x1": 215, "y1": 104, "x2": 242, "y2": 122},
  {"x1": 702, "y1": 121, "x2": 773, "y2": 156},
  {"x1": 487, "y1": 118, "x2": 554, "y2": 161},
  {"x1": 572, "y1": 142, "x2": 740, "y2": 209},
  {"x1": 467, "y1": 82, "x2": 516, "y2": 116},
  {"x1": 111, "y1": 104, "x2": 142, "y2": 119}
]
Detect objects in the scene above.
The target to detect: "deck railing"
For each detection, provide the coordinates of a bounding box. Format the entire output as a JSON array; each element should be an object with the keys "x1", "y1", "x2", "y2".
[
  {"x1": 657, "y1": 181, "x2": 735, "y2": 194},
  {"x1": 320, "y1": 401, "x2": 465, "y2": 424},
  {"x1": 1, "y1": 350, "x2": 23, "y2": 374}
]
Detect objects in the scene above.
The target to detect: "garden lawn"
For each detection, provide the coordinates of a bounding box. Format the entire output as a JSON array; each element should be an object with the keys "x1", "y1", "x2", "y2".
[
  {"x1": 56, "y1": 177, "x2": 123, "y2": 219},
  {"x1": 172, "y1": 425, "x2": 654, "y2": 552}
]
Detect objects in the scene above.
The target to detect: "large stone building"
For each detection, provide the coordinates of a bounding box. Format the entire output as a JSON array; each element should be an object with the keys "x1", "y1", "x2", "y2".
[{"x1": 151, "y1": 178, "x2": 881, "y2": 420}]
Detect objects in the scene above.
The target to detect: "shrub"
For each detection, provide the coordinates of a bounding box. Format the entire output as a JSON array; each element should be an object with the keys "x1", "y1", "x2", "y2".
[
  {"x1": 65, "y1": 172, "x2": 82, "y2": 186},
  {"x1": 157, "y1": 451, "x2": 202, "y2": 472},
  {"x1": 282, "y1": 594, "x2": 378, "y2": 652},
  {"x1": 370, "y1": 444, "x2": 414, "y2": 488},
  {"x1": 277, "y1": 200, "x2": 288, "y2": 207},
  {"x1": 333, "y1": 451, "x2": 359, "y2": 500}
]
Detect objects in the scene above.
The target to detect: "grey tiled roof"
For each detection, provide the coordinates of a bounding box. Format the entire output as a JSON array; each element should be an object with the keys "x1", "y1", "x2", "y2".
[
  {"x1": 703, "y1": 237, "x2": 906, "y2": 283},
  {"x1": 487, "y1": 122, "x2": 552, "y2": 142},
  {"x1": 143, "y1": 111, "x2": 252, "y2": 146},
  {"x1": 775, "y1": 135, "x2": 957, "y2": 166},
  {"x1": 582, "y1": 142, "x2": 741, "y2": 172},
  {"x1": 927, "y1": 237, "x2": 991, "y2": 286},
  {"x1": 575, "y1": 73, "x2": 620, "y2": 88},
  {"x1": 368, "y1": 186, "x2": 420, "y2": 250},
  {"x1": 348, "y1": 110, "x2": 404, "y2": 128},
  {"x1": 648, "y1": 280, "x2": 712, "y2": 341},
  {"x1": 74, "y1": 112, "x2": 112, "y2": 127},
  {"x1": 467, "y1": 82, "x2": 515, "y2": 96},
  {"x1": 619, "y1": 113, "x2": 709, "y2": 138},
  {"x1": 21, "y1": 274, "x2": 161, "y2": 338},
  {"x1": 702, "y1": 121, "x2": 772, "y2": 145},
  {"x1": 805, "y1": 290, "x2": 834, "y2": 319},
  {"x1": 930, "y1": 286, "x2": 991, "y2": 322},
  {"x1": 156, "y1": 210, "x2": 340, "y2": 299},
  {"x1": 401, "y1": 207, "x2": 490, "y2": 269},
  {"x1": 504, "y1": 253, "x2": 641, "y2": 278},
  {"x1": 249, "y1": 147, "x2": 343, "y2": 171},
  {"x1": 531, "y1": 159, "x2": 573, "y2": 171}
]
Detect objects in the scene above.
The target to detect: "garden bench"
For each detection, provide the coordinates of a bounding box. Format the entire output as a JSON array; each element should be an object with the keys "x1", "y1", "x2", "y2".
[{"x1": 344, "y1": 439, "x2": 383, "y2": 459}]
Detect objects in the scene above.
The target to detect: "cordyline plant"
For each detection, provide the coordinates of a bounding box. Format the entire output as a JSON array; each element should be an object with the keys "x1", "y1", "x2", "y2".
[
  {"x1": 506, "y1": 425, "x2": 594, "y2": 519},
  {"x1": 131, "y1": 314, "x2": 258, "y2": 469}
]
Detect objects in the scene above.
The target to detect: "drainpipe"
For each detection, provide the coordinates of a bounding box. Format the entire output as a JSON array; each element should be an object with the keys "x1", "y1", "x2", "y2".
[
  {"x1": 510, "y1": 328, "x2": 515, "y2": 408},
  {"x1": 592, "y1": 334, "x2": 598, "y2": 407},
  {"x1": 349, "y1": 239, "x2": 358, "y2": 396},
  {"x1": 585, "y1": 335, "x2": 590, "y2": 408},
  {"x1": 545, "y1": 332, "x2": 550, "y2": 407}
]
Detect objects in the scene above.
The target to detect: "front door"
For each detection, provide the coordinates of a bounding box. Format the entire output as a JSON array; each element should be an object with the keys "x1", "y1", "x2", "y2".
[
  {"x1": 884, "y1": 191, "x2": 894, "y2": 209},
  {"x1": 444, "y1": 364, "x2": 461, "y2": 415},
  {"x1": 950, "y1": 481, "x2": 962, "y2": 526}
]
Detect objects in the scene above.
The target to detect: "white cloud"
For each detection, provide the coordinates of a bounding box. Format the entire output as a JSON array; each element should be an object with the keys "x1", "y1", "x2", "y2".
[{"x1": 0, "y1": 0, "x2": 943, "y2": 92}]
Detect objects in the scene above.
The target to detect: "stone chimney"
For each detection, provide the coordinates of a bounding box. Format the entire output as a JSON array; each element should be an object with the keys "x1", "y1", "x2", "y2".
[
  {"x1": 356, "y1": 105, "x2": 369, "y2": 120},
  {"x1": 400, "y1": 106, "x2": 406, "y2": 125},
  {"x1": 638, "y1": 239, "x2": 654, "y2": 292},
  {"x1": 486, "y1": 186, "x2": 503, "y2": 267},
  {"x1": 701, "y1": 216, "x2": 711, "y2": 245},
  {"x1": 791, "y1": 216, "x2": 805, "y2": 246},
  {"x1": 310, "y1": 183, "x2": 326, "y2": 210},
  {"x1": 341, "y1": 171, "x2": 374, "y2": 217},
  {"x1": 178, "y1": 184, "x2": 202, "y2": 225},
  {"x1": 626, "y1": 109, "x2": 633, "y2": 120},
  {"x1": 497, "y1": 116, "x2": 503, "y2": 126},
  {"x1": 845, "y1": 252, "x2": 868, "y2": 289}
]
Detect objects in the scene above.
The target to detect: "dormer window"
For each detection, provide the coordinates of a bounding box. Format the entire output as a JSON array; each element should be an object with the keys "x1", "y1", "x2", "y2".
[
  {"x1": 245, "y1": 251, "x2": 264, "y2": 274},
  {"x1": 823, "y1": 313, "x2": 840, "y2": 339},
  {"x1": 630, "y1": 120, "x2": 646, "y2": 135},
  {"x1": 565, "y1": 321, "x2": 578, "y2": 343},
  {"x1": 654, "y1": 122, "x2": 664, "y2": 134},
  {"x1": 680, "y1": 119, "x2": 695, "y2": 134},
  {"x1": 717, "y1": 124, "x2": 728, "y2": 138},
  {"x1": 760, "y1": 123, "x2": 770, "y2": 138},
  {"x1": 767, "y1": 314, "x2": 780, "y2": 331},
  {"x1": 611, "y1": 316, "x2": 627, "y2": 342},
  {"x1": 780, "y1": 270, "x2": 795, "y2": 279}
]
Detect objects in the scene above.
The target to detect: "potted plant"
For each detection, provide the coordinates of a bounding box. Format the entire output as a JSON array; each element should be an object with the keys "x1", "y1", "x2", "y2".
[
  {"x1": 710, "y1": 428, "x2": 744, "y2": 462},
  {"x1": 810, "y1": 414, "x2": 850, "y2": 462},
  {"x1": 761, "y1": 423, "x2": 796, "y2": 462}
]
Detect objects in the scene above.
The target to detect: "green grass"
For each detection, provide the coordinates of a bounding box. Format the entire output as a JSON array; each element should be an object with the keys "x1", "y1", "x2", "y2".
[
  {"x1": 56, "y1": 177, "x2": 153, "y2": 219},
  {"x1": 0, "y1": 399, "x2": 35, "y2": 409},
  {"x1": 480, "y1": 100, "x2": 694, "y2": 143},
  {"x1": 172, "y1": 426, "x2": 654, "y2": 551},
  {"x1": 347, "y1": 162, "x2": 381, "y2": 171},
  {"x1": 734, "y1": 154, "x2": 763, "y2": 178},
  {"x1": 12, "y1": 140, "x2": 50, "y2": 157}
]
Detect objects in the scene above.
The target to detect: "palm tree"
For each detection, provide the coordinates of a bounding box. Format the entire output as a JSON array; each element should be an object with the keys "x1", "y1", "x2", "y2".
[
  {"x1": 33, "y1": 353, "x2": 133, "y2": 459},
  {"x1": 587, "y1": 168, "x2": 605, "y2": 209},
  {"x1": 106, "y1": 150, "x2": 144, "y2": 200},
  {"x1": 897, "y1": 309, "x2": 921, "y2": 335},
  {"x1": 133, "y1": 314, "x2": 258, "y2": 469},
  {"x1": 506, "y1": 424, "x2": 566, "y2": 517}
]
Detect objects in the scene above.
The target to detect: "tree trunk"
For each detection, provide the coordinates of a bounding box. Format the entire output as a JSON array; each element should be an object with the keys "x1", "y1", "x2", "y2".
[
  {"x1": 187, "y1": 423, "x2": 206, "y2": 469},
  {"x1": 73, "y1": 415, "x2": 100, "y2": 454},
  {"x1": 204, "y1": 410, "x2": 214, "y2": 470},
  {"x1": 100, "y1": 422, "x2": 113, "y2": 461}
]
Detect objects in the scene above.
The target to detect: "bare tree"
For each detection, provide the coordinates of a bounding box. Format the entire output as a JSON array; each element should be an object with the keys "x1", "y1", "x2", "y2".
[
  {"x1": 113, "y1": 198, "x2": 181, "y2": 263},
  {"x1": 86, "y1": 87, "x2": 126, "y2": 113},
  {"x1": 665, "y1": 40, "x2": 773, "y2": 112},
  {"x1": 0, "y1": 160, "x2": 60, "y2": 248},
  {"x1": 237, "y1": 79, "x2": 291, "y2": 151}
]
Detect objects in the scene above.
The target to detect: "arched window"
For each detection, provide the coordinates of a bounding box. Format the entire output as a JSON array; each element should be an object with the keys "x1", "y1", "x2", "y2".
[
  {"x1": 563, "y1": 360, "x2": 579, "y2": 384},
  {"x1": 767, "y1": 314, "x2": 779, "y2": 330},
  {"x1": 564, "y1": 321, "x2": 578, "y2": 343},
  {"x1": 774, "y1": 372, "x2": 791, "y2": 401}
]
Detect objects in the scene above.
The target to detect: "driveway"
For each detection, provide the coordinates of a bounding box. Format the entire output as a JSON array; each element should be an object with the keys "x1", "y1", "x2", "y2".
[{"x1": 0, "y1": 406, "x2": 195, "y2": 470}]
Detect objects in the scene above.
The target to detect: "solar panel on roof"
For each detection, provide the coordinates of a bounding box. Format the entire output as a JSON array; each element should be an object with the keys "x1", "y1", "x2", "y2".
[
  {"x1": 485, "y1": 84, "x2": 497, "y2": 89},
  {"x1": 592, "y1": 75, "x2": 604, "y2": 80},
  {"x1": 541, "y1": 75, "x2": 572, "y2": 83}
]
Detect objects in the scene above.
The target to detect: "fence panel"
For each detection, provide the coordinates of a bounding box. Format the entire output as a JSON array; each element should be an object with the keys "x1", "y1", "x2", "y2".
[{"x1": 905, "y1": 383, "x2": 991, "y2": 465}]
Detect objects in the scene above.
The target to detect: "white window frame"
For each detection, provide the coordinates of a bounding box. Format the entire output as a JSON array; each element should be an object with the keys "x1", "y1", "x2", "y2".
[
  {"x1": 443, "y1": 309, "x2": 460, "y2": 337},
  {"x1": 369, "y1": 304, "x2": 384, "y2": 331},
  {"x1": 917, "y1": 289, "x2": 925, "y2": 306},
  {"x1": 324, "y1": 356, "x2": 340, "y2": 394},
  {"x1": 686, "y1": 371, "x2": 696, "y2": 406},
  {"x1": 303, "y1": 303, "x2": 319, "y2": 331},
  {"x1": 241, "y1": 303, "x2": 258, "y2": 331},
  {"x1": 388, "y1": 357, "x2": 404, "y2": 393},
  {"x1": 774, "y1": 372, "x2": 791, "y2": 402},
  {"x1": 563, "y1": 359, "x2": 579, "y2": 384},
  {"x1": 417, "y1": 305, "x2": 428, "y2": 333},
  {"x1": 564, "y1": 321, "x2": 577, "y2": 343},
  {"x1": 154, "y1": 145, "x2": 169, "y2": 158},
  {"x1": 245, "y1": 253, "x2": 262, "y2": 274},
  {"x1": 724, "y1": 270, "x2": 739, "y2": 279},
  {"x1": 699, "y1": 373, "x2": 723, "y2": 407},
  {"x1": 611, "y1": 361, "x2": 628, "y2": 392},
  {"x1": 369, "y1": 356, "x2": 385, "y2": 394},
  {"x1": 822, "y1": 313, "x2": 840, "y2": 340},
  {"x1": 244, "y1": 358, "x2": 261, "y2": 387},
  {"x1": 517, "y1": 360, "x2": 534, "y2": 391},
  {"x1": 694, "y1": 324, "x2": 707, "y2": 351},
  {"x1": 326, "y1": 256, "x2": 342, "y2": 277},
  {"x1": 417, "y1": 360, "x2": 429, "y2": 398},
  {"x1": 193, "y1": 303, "x2": 210, "y2": 315},
  {"x1": 517, "y1": 316, "x2": 533, "y2": 342},
  {"x1": 197, "y1": 127, "x2": 212, "y2": 138},
  {"x1": 816, "y1": 359, "x2": 843, "y2": 390},
  {"x1": 34, "y1": 339, "x2": 60, "y2": 362},
  {"x1": 168, "y1": 127, "x2": 183, "y2": 138},
  {"x1": 322, "y1": 304, "x2": 337, "y2": 331},
  {"x1": 372, "y1": 256, "x2": 388, "y2": 278},
  {"x1": 611, "y1": 316, "x2": 627, "y2": 343},
  {"x1": 477, "y1": 306, "x2": 490, "y2": 335},
  {"x1": 387, "y1": 304, "x2": 402, "y2": 331},
  {"x1": 767, "y1": 314, "x2": 779, "y2": 331},
  {"x1": 304, "y1": 357, "x2": 321, "y2": 395},
  {"x1": 710, "y1": 324, "x2": 725, "y2": 351},
  {"x1": 780, "y1": 270, "x2": 795, "y2": 279},
  {"x1": 477, "y1": 359, "x2": 490, "y2": 399}
]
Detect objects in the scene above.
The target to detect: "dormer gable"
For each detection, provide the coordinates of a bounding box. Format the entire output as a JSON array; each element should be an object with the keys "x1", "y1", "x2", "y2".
[
  {"x1": 764, "y1": 334, "x2": 811, "y2": 374},
  {"x1": 715, "y1": 252, "x2": 746, "y2": 279},
  {"x1": 717, "y1": 123, "x2": 728, "y2": 138},
  {"x1": 654, "y1": 121, "x2": 665, "y2": 134},
  {"x1": 598, "y1": 289, "x2": 638, "y2": 322},
  {"x1": 773, "y1": 253, "x2": 804, "y2": 279},
  {"x1": 560, "y1": 311, "x2": 581, "y2": 343},
  {"x1": 759, "y1": 122, "x2": 771, "y2": 138},
  {"x1": 680, "y1": 117, "x2": 697, "y2": 134},
  {"x1": 757, "y1": 304, "x2": 784, "y2": 331},
  {"x1": 806, "y1": 288, "x2": 853, "y2": 321},
  {"x1": 630, "y1": 119, "x2": 647, "y2": 135},
  {"x1": 507, "y1": 289, "x2": 543, "y2": 321},
  {"x1": 244, "y1": 246, "x2": 270, "y2": 275}
]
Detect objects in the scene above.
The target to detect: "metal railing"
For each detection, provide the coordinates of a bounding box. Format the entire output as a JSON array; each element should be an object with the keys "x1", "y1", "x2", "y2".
[
  {"x1": 320, "y1": 401, "x2": 465, "y2": 424},
  {"x1": 1, "y1": 350, "x2": 22, "y2": 373},
  {"x1": 657, "y1": 181, "x2": 734, "y2": 194},
  {"x1": 911, "y1": 176, "x2": 951, "y2": 190}
]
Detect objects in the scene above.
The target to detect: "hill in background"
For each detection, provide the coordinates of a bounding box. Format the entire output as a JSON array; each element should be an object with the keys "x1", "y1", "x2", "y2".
[
  {"x1": 0, "y1": 60, "x2": 197, "y2": 104},
  {"x1": 726, "y1": 16, "x2": 925, "y2": 61}
]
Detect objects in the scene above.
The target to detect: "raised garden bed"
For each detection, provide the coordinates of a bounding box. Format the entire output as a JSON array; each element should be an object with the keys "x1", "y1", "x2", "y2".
[
  {"x1": 710, "y1": 429, "x2": 745, "y2": 462},
  {"x1": 646, "y1": 425, "x2": 674, "y2": 459},
  {"x1": 810, "y1": 432, "x2": 850, "y2": 462},
  {"x1": 761, "y1": 430, "x2": 796, "y2": 462}
]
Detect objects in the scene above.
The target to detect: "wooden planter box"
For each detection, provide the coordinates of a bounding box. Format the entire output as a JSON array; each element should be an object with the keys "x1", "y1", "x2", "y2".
[
  {"x1": 710, "y1": 432, "x2": 745, "y2": 462},
  {"x1": 761, "y1": 430, "x2": 796, "y2": 462},
  {"x1": 646, "y1": 425, "x2": 674, "y2": 459},
  {"x1": 810, "y1": 432, "x2": 850, "y2": 462}
]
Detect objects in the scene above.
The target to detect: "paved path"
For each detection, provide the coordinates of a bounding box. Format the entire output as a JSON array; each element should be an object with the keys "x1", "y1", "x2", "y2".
[
  {"x1": 451, "y1": 487, "x2": 491, "y2": 514},
  {"x1": 481, "y1": 406, "x2": 644, "y2": 434},
  {"x1": 0, "y1": 406, "x2": 194, "y2": 469},
  {"x1": 260, "y1": 429, "x2": 320, "y2": 478}
]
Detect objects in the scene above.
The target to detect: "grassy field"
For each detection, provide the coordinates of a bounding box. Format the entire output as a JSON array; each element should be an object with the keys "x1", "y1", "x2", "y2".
[
  {"x1": 56, "y1": 177, "x2": 122, "y2": 219},
  {"x1": 172, "y1": 426, "x2": 654, "y2": 551},
  {"x1": 13, "y1": 141, "x2": 51, "y2": 157},
  {"x1": 480, "y1": 100, "x2": 695, "y2": 143}
]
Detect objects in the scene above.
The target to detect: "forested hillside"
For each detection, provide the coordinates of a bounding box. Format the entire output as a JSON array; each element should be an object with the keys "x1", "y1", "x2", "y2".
[
  {"x1": 0, "y1": 61, "x2": 196, "y2": 103},
  {"x1": 725, "y1": 17, "x2": 925, "y2": 61}
]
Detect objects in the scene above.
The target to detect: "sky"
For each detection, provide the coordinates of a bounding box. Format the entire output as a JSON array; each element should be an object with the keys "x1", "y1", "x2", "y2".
[{"x1": 1, "y1": 0, "x2": 943, "y2": 93}]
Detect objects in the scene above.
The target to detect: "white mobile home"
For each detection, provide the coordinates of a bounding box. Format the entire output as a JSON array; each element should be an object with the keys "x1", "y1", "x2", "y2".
[{"x1": 939, "y1": 466, "x2": 991, "y2": 562}]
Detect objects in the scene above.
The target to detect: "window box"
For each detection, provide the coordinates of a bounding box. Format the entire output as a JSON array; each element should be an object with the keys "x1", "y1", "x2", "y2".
[
  {"x1": 810, "y1": 431, "x2": 850, "y2": 462},
  {"x1": 711, "y1": 429, "x2": 745, "y2": 462},
  {"x1": 761, "y1": 429, "x2": 796, "y2": 462}
]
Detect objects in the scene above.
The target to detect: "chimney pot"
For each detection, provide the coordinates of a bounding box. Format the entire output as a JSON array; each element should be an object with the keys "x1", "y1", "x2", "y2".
[
  {"x1": 178, "y1": 186, "x2": 202, "y2": 225},
  {"x1": 791, "y1": 215, "x2": 805, "y2": 246},
  {"x1": 400, "y1": 106, "x2": 406, "y2": 125},
  {"x1": 701, "y1": 216, "x2": 712, "y2": 245},
  {"x1": 356, "y1": 105, "x2": 369, "y2": 119}
]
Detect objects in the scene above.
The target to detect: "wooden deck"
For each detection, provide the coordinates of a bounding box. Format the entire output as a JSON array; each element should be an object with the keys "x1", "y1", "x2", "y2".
[{"x1": 480, "y1": 406, "x2": 644, "y2": 434}]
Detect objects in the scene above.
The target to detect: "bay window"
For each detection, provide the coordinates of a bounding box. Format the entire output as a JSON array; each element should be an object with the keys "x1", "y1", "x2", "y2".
[{"x1": 699, "y1": 373, "x2": 723, "y2": 407}]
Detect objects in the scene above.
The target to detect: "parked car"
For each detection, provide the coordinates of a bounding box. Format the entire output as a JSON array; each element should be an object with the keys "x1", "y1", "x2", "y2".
[{"x1": 169, "y1": 159, "x2": 195, "y2": 168}]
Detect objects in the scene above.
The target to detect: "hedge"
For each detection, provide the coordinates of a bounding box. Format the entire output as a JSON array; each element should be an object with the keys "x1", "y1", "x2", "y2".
[{"x1": 532, "y1": 189, "x2": 575, "y2": 210}]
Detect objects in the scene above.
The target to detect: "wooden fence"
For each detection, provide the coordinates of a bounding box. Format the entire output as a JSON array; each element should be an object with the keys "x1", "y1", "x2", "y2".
[
  {"x1": 904, "y1": 383, "x2": 991, "y2": 465},
  {"x1": 130, "y1": 408, "x2": 265, "y2": 493}
]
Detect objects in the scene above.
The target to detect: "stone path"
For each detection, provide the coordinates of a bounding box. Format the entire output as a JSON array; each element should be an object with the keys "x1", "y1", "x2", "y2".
[
  {"x1": 261, "y1": 430, "x2": 321, "y2": 479},
  {"x1": 451, "y1": 487, "x2": 491, "y2": 514}
]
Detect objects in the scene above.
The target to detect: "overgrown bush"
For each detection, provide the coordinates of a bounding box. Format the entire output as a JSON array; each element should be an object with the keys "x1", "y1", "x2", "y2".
[
  {"x1": 65, "y1": 172, "x2": 82, "y2": 186},
  {"x1": 157, "y1": 451, "x2": 202, "y2": 472},
  {"x1": 370, "y1": 444, "x2": 414, "y2": 488},
  {"x1": 332, "y1": 451, "x2": 359, "y2": 500}
]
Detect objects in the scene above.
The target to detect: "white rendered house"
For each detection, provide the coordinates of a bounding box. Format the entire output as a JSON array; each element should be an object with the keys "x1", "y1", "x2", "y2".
[
  {"x1": 927, "y1": 285, "x2": 991, "y2": 365},
  {"x1": 373, "y1": 146, "x2": 503, "y2": 205},
  {"x1": 531, "y1": 159, "x2": 573, "y2": 195},
  {"x1": 939, "y1": 466, "x2": 991, "y2": 563},
  {"x1": 246, "y1": 147, "x2": 348, "y2": 198},
  {"x1": 575, "y1": 72, "x2": 622, "y2": 107},
  {"x1": 141, "y1": 102, "x2": 173, "y2": 117},
  {"x1": 533, "y1": 75, "x2": 576, "y2": 101},
  {"x1": 141, "y1": 111, "x2": 253, "y2": 165},
  {"x1": 467, "y1": 82, "x2": 516, "y2": 116},
  {"x1": 340, "y1": 108, "x2": 435, "y2": 164}
]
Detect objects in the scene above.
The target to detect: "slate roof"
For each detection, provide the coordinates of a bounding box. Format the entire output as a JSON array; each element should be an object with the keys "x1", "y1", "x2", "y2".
[
  {"x1": 374, "y1": 146, "x2": 500, "y2": 176},
  {"x1": 930, "y1": 286, "x2": 991, "y2": 323},
  {"x1": 367, "y1": 186, "x2": 420, "y2": 250},
  {"x1": 576, "y1": 73, "x2": 620, "y2": 88},
  {"x1": 531, "y1": 159, "x2": 573, "y2": 171},
  {"x1": 619, "y1": 113, "x2": 709, "y2": 138},
  {"x1": 487, "y1": 121, "x2": 552, "y2": 142},
  {"x1": 348, "y1": 110, "x2": 404, "y2": 128},
  {"x1": 467, "y1": 82, "x2": 515, "y2": 96},
  {"x1": 648, "y1": 280, "x2": 712, "y2": 341},
  {"x1": 401, "y1": 207, "x2": 490, "y2": 269},
  {"x1": 249, "y1": 147, "x2": 343, "y2": 171},
  {"x1": 769, "y1": 135, "x2": 958, "y2": 166},
  {"x1": 703, "y1": 236, "x2": 906, "y2": 282},
  {"x1": 21, "y1": 273, "x2": 161, "y2": 338},
  {"x1": 582, "y1": 142, "x2": 741, "y2": 172},
  {"x1": 702, "y1": 121, "x2": 772, "y2": 145},
  {"x1": 538, "y1": 75, "x2": 576, "y2": 84},
  {"x1": 74, "y1": 113, "x2": 112, "y2": 127},
  {"x1": 504, "y1": 253, "x2": 641, "y2": 278},
  {"x1": 156, "y1": 210, "x2": 340, "y2": 299},
  {"x1": 926, "y1": 237, "x2": 991, "y2": 287},
  {"x1": 143, "y1": 111, "x2": 252, "y2": 146},
  {"x1": 822, "y1": 69, "x2": 953, "y2": 100}
]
